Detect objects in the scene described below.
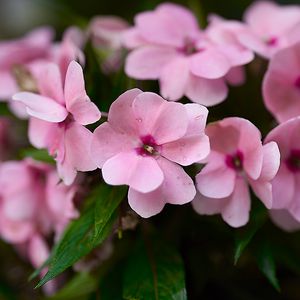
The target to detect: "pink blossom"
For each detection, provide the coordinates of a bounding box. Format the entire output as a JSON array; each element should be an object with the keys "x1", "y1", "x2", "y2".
[
  {"x1": 89, "y1": 16, "x2": 129, "y2": 73},
  {"x1": 270, "y1": 209, "x2": 300, "y2": 232},
  {"x1": 91, "y1": 89, "x2": 210, "y2": 217},
  {"x1": 123, "y1": 3, "x2": 253, "y2": 106},
  {"x1": 263, "y1": 42, "x2": 300, "y2": 123},
  {"x1": 265, "y1": 117, "x2": 300, "y2": 222},
  {"x1": 193, "y1": 117, "x2": 280, "y2": 227},
  {"x1": 0, "y1": 27, "x2": 54, "y2": 117},
  {"x1": 239, "y1": 1, "x2": 300, "y2": 59},
  {"x1": 13, "y1": 61, "x2": 101, "y2": 185}
]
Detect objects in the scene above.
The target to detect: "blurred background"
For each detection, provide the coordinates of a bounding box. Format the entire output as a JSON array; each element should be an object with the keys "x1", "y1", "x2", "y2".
[{"x1": 1, "y1": 0, "x2": 300, "y2": 299}]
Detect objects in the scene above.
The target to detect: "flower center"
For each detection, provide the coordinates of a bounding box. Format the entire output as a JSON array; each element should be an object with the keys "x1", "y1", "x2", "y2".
[
  {"x1": 225, "y1": 150, "x2": 244, "y2": 171},
  {"x1": 294, "y1": 76, "x2": 300, "y2": 89},
  {"x1": 286, "y1": 149, "x2": 300, "y2": 172},
  {"x1": 265, "y1": 36, "x2": 278, "y2": 47},
  {"x1": 181, "y1": 37, "x2": 198, "y2": 56},
  {"x1": 136, "y1": 135, "x2": 159, "y2": 157}
]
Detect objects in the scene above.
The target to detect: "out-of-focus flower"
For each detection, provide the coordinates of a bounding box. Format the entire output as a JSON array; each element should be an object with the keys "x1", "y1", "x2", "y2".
[
  {"x1": 89, "y1": 16, "x2": 129, "y2": 73},
  {"x1": 91, "y1": 88, "x2": 210, "y2": 217},
  {"x1": 123, "y1": 3, "x2": 253, "y2": 106},
  {"x1": 265, "y1": 117, "x2": 300, "y2": 221},
  {"x1": 193, "y1": 117, "x2": 280, "y2": 227},
  {"x1": 0, "y1": 27, "x2": 54, "y2": 117},
  {"x1": 239, "y1": 1, "x2": 300, "y2": 59},
  {"x1": 13, "y1": 61, "x2": 100, "y2": 185},
  {"x1": 263, "y1": 42, "x2": 300, "y2": 123},
  {"x1": 270, "y1": 209, "x2": 300, "y2": 232}
]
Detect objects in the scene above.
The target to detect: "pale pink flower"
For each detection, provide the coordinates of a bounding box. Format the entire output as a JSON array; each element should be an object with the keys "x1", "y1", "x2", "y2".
[
  {"x1": 239, "y1": 1, "x2": 300, "y2": 59},
  {"x1": 13, "y1": 61, "x2": 101, "y2": 185},
  {"x1": 91, "y1": 89, "x2": 210, "y2": 217},
  {"x1": 265, "y1": 117, "x2": 300, "y2": 222},
  {"x1": 270, "y1": 209, "x2": 300, "y2": 232},
  {"x1": 0, "y1": 27, "x2": 54, "y2": 117},
  {"x1": 89, "y1": 16, "x2": 129, "y2": 73},
  {"x1": 123, "y1": 3, "x2": 253, "y2": 106},
  {"x1": 263, "y1": 42, "x2": 300, "y2": 123},
  {"x1": 193, "y1": 117, "x2": 280, "y2": 227}
]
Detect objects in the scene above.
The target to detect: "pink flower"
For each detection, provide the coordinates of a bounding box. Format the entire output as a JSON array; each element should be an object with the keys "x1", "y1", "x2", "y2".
[
  {"x1": 0, "y1": 27, "x2": 54, "y2": 117},
  {"x1": 270, "y1": 209, "x2": 300, "y2": 232},
  {"x1": 239, "y1": 1, "x2": 300, "y2": 59},
  {"x1": 91, "y1": 89, "x2": 210, "y2": 217},
  {"x1": 193, "y1": 117, "x2": 280, "y2": 227},
  {"x1": 13, "y1": 61, "x2": 101, "y2": 185},
  {"x1": 265, "y1": 117, "x2": 300, "y2": 222},
  {"x1": 89, "y1": 16, "x2": 129, "y2": 73},
  {"x1": 123, "y1": 3, "x2": 253, "y2": 106},
  {"x1": 263, "y1": 42, "x2": 300, "y2": 123}
]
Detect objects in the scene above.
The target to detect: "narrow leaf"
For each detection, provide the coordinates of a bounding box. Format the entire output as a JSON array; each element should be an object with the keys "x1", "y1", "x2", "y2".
[
  {"x1": 123, "y1": 238, "x2": 187, "y2": 300},
  {"x1": 36, "y1": 184, "x2": 127, "y2": 287}
]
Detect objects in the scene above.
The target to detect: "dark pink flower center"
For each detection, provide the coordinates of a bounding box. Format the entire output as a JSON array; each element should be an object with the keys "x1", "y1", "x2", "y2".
[
  {"x1": 286, "y1": 149, "x2": 300, "y2": 172},
  {"x1": 225, "y1": 150, "x2": 244, "y2": 171},
  {"x1": 136, "y1": 135, "x2": 159, "y2": 157},
  {"x1": 180, "y1": 37, "x2": 198, "y2": 56},
  {"x1": 265, "y1": 36, "x2": 278, "y2": 47},
  {"x1": 294, "y1": 76, "x2": 300, "y2": 89},
  {"x1": 58, "y1": 113, "x2": 74, "y2": 129}
]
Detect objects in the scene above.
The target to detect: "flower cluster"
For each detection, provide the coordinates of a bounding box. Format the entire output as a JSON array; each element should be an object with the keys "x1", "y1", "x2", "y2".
[{"x1": 0, "y1": 0, "x2": 300, "y2": 293}]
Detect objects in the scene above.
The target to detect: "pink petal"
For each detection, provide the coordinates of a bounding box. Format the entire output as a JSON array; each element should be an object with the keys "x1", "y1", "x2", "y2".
[
  {"x1": 222, "y1": 177, "x2": 251, "y2": 227},
  {"x1": 128, "y1": 187, "x2": 166, "y2": 218},
  {"x1": 184, "y1": 103, "x2": 209, "y2": 135},
  {"x1": 37, "y1": 63, "x2": 65, "y2": 105},
  {"x1": 135, "y1": 3, "x2": 199, "y2": 47},
  {"x1": 190, "y1": 49, "x2": 231, "y2": 79},
  {"x1": 192, "y1": 192, "x2": 227, "y2": 215},
  {"x1": 270, "y1": 209, "x2": 300, "y2": 232},
  {"x1": 196, "y1": 163, "x2": 236, "y2": 198},
  {"x1": 250, "y1": 179, "x2": 272, "y2": 209},
  {"x1": 28, "y1": 234, "x2": 50, "y2": 268},
  {"x1": 185, "y1": 74, "x2": 228, "y2": 106},
  {"x1": 125, "y1": 46, "x2": 177, "y2": 79},
  {"x1": 159, "y1": 56, "x2": 189, "y2": 101},
  {"x1": 64, "y1": 122, "x2": 97, "y2": 172},
  {"x1": 13, "y1": 92, "x2": 68, "y2": 122},
  {"x1": 108, "y1": 88, "x2": 142, "y2": 136},
  {"x1": 0, "y1": 71, "x2": 18, "y2": 99},
  {"x1": 91, "y1": 122, "x2": 134, "y2": 168},
  {"x1": 102, "y1": 151, "x2": 164, "y2": 193},
  {"x1": 133, "y1": 92, "x2": 188, "y2": 144},
  {"x1": 161, "y1": 134, "x2": 210, "y2": 166},
  {"x1": 225, "y1": 66, "x2": 246, "y2": 86},
  {"x1": 64, "y1": 61, "x2": 101, "y2": 125},
  {"x1": 272, "y1": 164, "x2": 295, "y2": 209}
]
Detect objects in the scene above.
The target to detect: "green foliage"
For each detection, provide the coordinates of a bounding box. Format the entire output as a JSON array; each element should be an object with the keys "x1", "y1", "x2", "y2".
[
  {"x1": 20, "y1": 148, "x2": 55, "y2": 164},
  {"x1": 123, "y1": 238, "x2": 187, "y2": 300},
  {"x1": 36, "y1": 184, "x2": 127, "y2": 288}
]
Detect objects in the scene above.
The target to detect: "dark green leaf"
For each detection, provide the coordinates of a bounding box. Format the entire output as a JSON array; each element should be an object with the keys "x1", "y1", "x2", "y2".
[
  {"x1": 36, "y1": 184, "x2": 127, "y2": 288},
  {"x1": 256, "y1": 242, "x2": 280, "y2": 292},
  {"x1": 123, "y1": 239, "x2": 187, "y2": 300},
  {"x1": 234, "y1": 203, "x2": 267, "y2": 265}
]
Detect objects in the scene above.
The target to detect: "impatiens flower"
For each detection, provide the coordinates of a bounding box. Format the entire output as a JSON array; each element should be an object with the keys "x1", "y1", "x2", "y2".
[
  {"x1": 270, "y1": 209, "x2": 300, "y2": 232},
  {"x1": 263, "y1": 42, "x2": 300, "y2": 123},
  {"x1": 0, "y1": 27, "x2": 54, "y2": 117},
  {"x1": 239, "y1": 1, "x2": 300, "y2": 59},
  {"x1": 89, "y1": 16, "x2": 129, "y2": 73},
  {"x1": 91, "y1": 88, "x2": 210, "y2": 217},
  {"x1": 193, "y1": 117, "x2": 280, "y2": 227},
  {"x1": 13, "y1": 61, "x2": 101, "y2": 185},
  {"x1": 265, "y1": 117, "x2": 300, "y2": 222},
  {"x1": 123, "y1": 3, "x2": 253, "y2": 106}
]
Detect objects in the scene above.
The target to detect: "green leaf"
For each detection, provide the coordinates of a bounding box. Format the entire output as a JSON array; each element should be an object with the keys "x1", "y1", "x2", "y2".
[
  {"x1": 36, "y1": 184, "x2": 127, "y2": 288},
  {"x1": 123, "y1": 239, "x2": 187, "y2": 300},
  {"x1": 234, "y1": 203, "x2": 267, "y2": 265},
  {"x1": 20, "y1": 148, "x2": 55, "y2": 164},
  {"x1": 47, "y1": 272, "x2": 97, "y2": 300},
  {"x1": 256, "y1": 242, "x2": 280, "y2": 292}
]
